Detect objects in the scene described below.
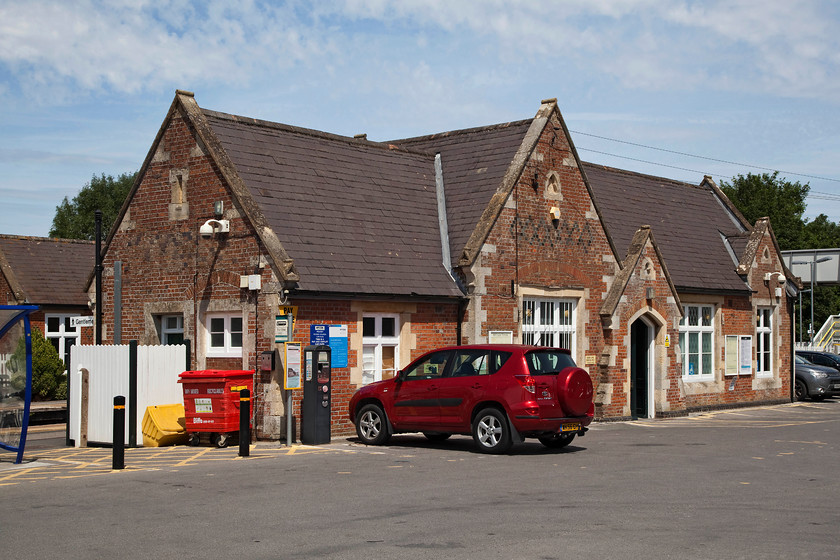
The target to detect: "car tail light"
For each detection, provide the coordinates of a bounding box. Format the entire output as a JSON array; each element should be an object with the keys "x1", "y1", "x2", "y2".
[{"x1": 515, "y1": 374, "x2": 536, "y2": 394}]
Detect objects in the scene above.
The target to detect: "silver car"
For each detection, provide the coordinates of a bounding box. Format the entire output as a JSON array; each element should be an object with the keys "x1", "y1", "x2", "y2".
[{"x1": 794, "y1": 354, "x2": 840, "y2": 401}]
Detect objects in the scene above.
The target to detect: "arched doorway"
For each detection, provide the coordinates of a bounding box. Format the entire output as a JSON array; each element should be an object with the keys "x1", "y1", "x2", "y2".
[{"x1": 630, "y1": 317, "x2": 655, "y2": 419}]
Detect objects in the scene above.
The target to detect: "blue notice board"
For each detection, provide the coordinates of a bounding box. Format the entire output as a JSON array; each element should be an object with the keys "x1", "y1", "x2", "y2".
[{"x1": 309, "y1": 324, "x2": 348, "y2": 368}]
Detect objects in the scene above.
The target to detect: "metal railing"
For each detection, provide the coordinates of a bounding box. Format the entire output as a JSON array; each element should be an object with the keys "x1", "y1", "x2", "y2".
[{"x1": 802, "y1": 315, "x2": 840, "y2": 353}]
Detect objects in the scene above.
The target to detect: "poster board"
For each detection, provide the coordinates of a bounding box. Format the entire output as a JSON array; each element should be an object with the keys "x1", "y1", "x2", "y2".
[
  {"x1": 725, "y1": 335, "x2": 752, "y2": 377},
  {"x1": 284, "y1": 342, "x2": 302, "y2": 390}
]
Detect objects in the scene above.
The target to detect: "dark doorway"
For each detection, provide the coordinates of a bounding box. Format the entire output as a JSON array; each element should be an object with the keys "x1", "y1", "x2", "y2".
[{"x1": 630, "y1": 319, "x2": 651, "y2": 419}]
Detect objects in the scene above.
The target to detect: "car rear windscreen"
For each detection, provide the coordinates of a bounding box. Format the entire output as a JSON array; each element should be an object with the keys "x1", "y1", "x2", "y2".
[{"x1": 526, "y1": 351, "x2": 577, "y2": 375}]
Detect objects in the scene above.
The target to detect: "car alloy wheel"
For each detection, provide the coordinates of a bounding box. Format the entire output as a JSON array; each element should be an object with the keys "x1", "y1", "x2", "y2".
[
  {"x1": 356, "y1": 403, "x2": 390, "y2": 445},
  {"x1": 472, "y1": 408, "x2": 512, "y2": 454}
]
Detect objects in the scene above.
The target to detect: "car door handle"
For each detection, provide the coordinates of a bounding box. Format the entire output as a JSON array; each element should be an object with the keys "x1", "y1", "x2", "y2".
[
  {"x1": 428, "y1": 385, "x2": 438, "y2": 391},
  {"x1": 471, "y1": 383, "x2": 483, "y2": 389}
]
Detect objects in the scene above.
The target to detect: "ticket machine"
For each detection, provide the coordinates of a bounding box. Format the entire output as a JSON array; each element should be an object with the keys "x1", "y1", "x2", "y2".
[{"x1": 301, "y1": 345, "x2": 331, "y2": 444}]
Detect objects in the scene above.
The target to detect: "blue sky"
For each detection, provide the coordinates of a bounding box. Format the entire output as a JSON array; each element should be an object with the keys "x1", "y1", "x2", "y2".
[{"x1": 2, "y1": 0, "x2": 840, "y2": 238}]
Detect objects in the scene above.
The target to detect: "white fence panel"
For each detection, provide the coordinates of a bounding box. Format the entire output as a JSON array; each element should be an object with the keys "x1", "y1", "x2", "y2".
[
  {"x1": 135, "y1": 345, "x2": 187, "y2": 444},
  {"x1": 70, "y1": 345, "x2": 130, "y2": 447},
  {"x1": 70, "y1": 344, "x2": 187, "y2": 447}
]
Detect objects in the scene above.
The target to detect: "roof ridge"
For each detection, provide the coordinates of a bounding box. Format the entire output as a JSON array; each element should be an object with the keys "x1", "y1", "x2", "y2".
[
  {"x1": 582, "y1": 161, "x2": 703, "y2": 189},
  {"x1": 201, "y1": 108, "x2": 431, "y2": 158},
  {"x1": 0, "y1": 234, "x2": 95, "y2": 245},
  {"x1": 391, "y1": 118, "x2": 534, "y2": 144}
]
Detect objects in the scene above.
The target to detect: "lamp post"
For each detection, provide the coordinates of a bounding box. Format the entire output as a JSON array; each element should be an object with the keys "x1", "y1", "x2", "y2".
[{"x1": 792, "y1": 255, "x2": 832, "y2": 345}]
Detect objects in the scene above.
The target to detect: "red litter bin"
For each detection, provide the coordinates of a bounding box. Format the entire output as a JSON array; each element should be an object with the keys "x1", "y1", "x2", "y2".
[{"x1": 179, "y1": 370, "x2": 254, "y2": 448}]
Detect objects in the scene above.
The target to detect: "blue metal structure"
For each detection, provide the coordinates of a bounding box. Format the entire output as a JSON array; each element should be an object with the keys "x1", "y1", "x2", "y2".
[{"x1": 0, "y1": 305, "x2": 38, "y2": 464}]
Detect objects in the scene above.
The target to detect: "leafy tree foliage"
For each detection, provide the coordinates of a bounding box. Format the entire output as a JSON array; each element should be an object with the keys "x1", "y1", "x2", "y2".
[
  {"x1": 49, "y1": 172, "x2": 136, "y2": 240},
  {"x1": 719, "y1": 172, "x2": 808, "y2": 251},
  {"x1": 4, "y1": 326, "x2": 67, "y2": 401},
  {"x1": 801, "y1": 214, "x2": 840, "y2": 250}
]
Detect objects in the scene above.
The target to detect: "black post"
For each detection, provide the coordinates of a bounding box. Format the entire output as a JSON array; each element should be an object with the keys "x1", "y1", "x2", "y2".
[
  {"x1": 184, "y1": 339, "x2": 192, "y2": 371},
  {"x1": 128, "y1": 341, "x2": 138, "y2": 448},
  {"x1": 113, "y1": 395, "x2": 125, "y2": 470},
  {"x1": 239, "y1": 388, "x2": 250, "y2": 457},
  {"x1": 95, "y1": 209, "x2": 103, "y2": 345}
]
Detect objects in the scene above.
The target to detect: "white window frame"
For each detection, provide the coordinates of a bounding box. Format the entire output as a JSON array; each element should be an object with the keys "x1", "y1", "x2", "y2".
[
  {"x1": 206, "y1": 313, "x2": 243, "y2": 357},
  {"x1": 679, "y1": 304, "x2": 715, "y2": 380},
  {"x1": 756, "y1": 307, "x2": 773, "y2": 378},
  {"x1": 44, "y1": 313, "x2": 78, "y2": 371},
  {"x1": 362, "y1": 314, "x2": 400, "y2": 385},
  {"x1": 161, "y1": 314, "x2": 184, "y2": 345},
  {"x1": 521, "y1": 298, "x2": 576, "y2": 354}
]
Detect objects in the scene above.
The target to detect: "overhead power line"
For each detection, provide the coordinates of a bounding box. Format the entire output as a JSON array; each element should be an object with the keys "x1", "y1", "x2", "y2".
[
  {"x1": 576, "y1": 147, "x2": 711, "y2": 176},
  {"x1": 571, "y1": 130, "x2": 840, "y2": 184}
]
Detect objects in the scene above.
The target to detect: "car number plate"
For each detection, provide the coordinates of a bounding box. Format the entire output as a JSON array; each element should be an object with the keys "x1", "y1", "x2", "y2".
[{"x1": 561, "y1": 422, "x2": 581, "y2": 432}]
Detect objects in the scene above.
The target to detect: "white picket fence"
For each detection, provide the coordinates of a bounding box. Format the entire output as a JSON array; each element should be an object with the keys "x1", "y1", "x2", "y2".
[{"x1": 69, "y1": 344, "x2": 188, "y2": 447}]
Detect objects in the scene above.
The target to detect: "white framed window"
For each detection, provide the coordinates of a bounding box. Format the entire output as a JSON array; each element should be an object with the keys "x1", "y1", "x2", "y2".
[
  {"x1": 362, "y1": 314, "x2": 399, "y2": 385},
  {"x1": 44, "y1": 314, "x2": 77, "y2": 371},
  {"x1": 161, "y1": 315, "x2": 184, "y2": 345},
  {"x1": 679, "y1": 305, "x2": 714, "y2": 379},
  {"x1": 521, "y1": 298, "x2": 576, "y2": 353},
  {"x1": 206, "y1": 313, "x2": 243, "y2": 357},
  {"x1": 756, "y1": 307, "x2": 773, "y2": 377}
]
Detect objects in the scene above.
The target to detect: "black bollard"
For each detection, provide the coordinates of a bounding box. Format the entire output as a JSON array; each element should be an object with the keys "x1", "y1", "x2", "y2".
[
  {"x1": 239, "y1": 388, "x2": 250, "y2": 457},
  {"x1": 113, "y1": 395, "x2": 125, "y2": 470}
]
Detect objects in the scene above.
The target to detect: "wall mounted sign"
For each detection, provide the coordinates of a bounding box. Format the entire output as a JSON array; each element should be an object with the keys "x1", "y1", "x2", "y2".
[
  {"x1": 309, "y1": 324, "x2": 348, "y2": 368},
  {"x1": 275, "y1": 315, "x2": 291, "y2": 343}
]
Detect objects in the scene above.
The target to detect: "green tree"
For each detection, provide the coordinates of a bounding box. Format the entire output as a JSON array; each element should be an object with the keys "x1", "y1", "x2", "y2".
[
  {"x1": 49, "y1": 171, "x2": 136, "y2": 240},
  {"x1": 5, "y1": 326, "x2": 67, "y2": 401},
  {"x1": 801, "y1": 214, "x2": 840, "y2": 250},
  {"x1": 719, "y1": 172, "x2": 809, "y2": 251}
]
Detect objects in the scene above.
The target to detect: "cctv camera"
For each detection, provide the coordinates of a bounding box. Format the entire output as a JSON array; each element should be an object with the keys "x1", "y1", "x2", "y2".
[
  {"x1": 199, "y1": 223, "x2": 214, "y2": 238},
  {"x1": 778, "y1": 276, "x2": 786, "y2": 285}
]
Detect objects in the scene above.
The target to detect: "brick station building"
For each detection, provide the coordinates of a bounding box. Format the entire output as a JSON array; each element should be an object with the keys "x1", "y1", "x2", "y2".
[{"x1": 91, "y1": 90, "x2": 795, "y2": 439}]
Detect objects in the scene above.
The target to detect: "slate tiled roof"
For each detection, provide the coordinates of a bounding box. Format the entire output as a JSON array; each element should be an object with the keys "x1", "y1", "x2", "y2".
[
  {"x1": 0, "y1": 235, "x2": 94, "y2": 306},
  {"x1": 583, "y1": 164, "x2": 751, "y2": 294},
  {"x1": 391, "y1": 120, "x2": 533, "y2": 268},
  {"x1": 203, "y1": 111, "x2": 463, "y2": 298}
]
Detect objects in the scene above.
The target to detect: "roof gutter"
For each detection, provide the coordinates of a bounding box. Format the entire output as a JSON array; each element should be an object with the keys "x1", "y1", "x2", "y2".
[{"x1": 435, "y1": 153, "x2": 467, "y2": 294}]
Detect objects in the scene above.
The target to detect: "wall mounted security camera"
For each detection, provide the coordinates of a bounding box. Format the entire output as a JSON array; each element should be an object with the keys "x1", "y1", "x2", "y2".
[{"x1": 199, "y1": 219, "x2": 230, "y2": 238}]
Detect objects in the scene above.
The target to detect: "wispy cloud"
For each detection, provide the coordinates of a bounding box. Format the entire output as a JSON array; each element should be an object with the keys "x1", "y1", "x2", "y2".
[
  {"x1": 0, "y1": 0, "x2": 335, "y2": 101},
  {"x1": 2, "y1": 1, "x2": 838, "y2": 103}
]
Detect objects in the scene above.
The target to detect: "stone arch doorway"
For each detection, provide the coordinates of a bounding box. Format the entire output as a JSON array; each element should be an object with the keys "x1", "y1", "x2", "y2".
[{"x1": 630, "y1": 316, "x2": 655, "y2": 419}]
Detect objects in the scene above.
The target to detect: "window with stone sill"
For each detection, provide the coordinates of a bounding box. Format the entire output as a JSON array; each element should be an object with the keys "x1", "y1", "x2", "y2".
[
  {"x1": 521, "y1": 298, "x2": 576, "y2": 353},
  {"x1": 206, "y1": 313, "x2": 243, "y2": 357},
  {"x1": 160, "y1": 314, "x2": 184, "y2": 345},
  {"x1": 362, "y1": 314, "x2": 399, "y2": 385},
  {"x1": 679, "y1": 305, "x2": 714, "y2": 379},
  {"x1": 756, "y1": 307, "x2": 773, "y2": 377}
]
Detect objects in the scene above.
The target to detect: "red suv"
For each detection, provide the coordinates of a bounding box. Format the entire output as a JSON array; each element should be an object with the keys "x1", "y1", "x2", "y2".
[{"x1": 348, "y1": 345, "x2": 594, "y2": 453}]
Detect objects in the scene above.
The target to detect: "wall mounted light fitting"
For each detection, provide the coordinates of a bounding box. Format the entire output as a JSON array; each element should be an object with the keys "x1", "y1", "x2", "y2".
[{"x1": 549, "y1": 207, "x2": 561, "y2": 229}]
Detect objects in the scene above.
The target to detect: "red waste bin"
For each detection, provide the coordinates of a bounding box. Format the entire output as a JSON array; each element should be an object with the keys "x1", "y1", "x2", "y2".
[{"x1": 179, "y1": 370, "x2": 254, "y2": 448}]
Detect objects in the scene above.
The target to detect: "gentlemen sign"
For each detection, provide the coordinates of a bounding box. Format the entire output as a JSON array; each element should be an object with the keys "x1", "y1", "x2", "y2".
[{"x1": 70, "y1": 316, "x2": 94, "y2": 328}]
